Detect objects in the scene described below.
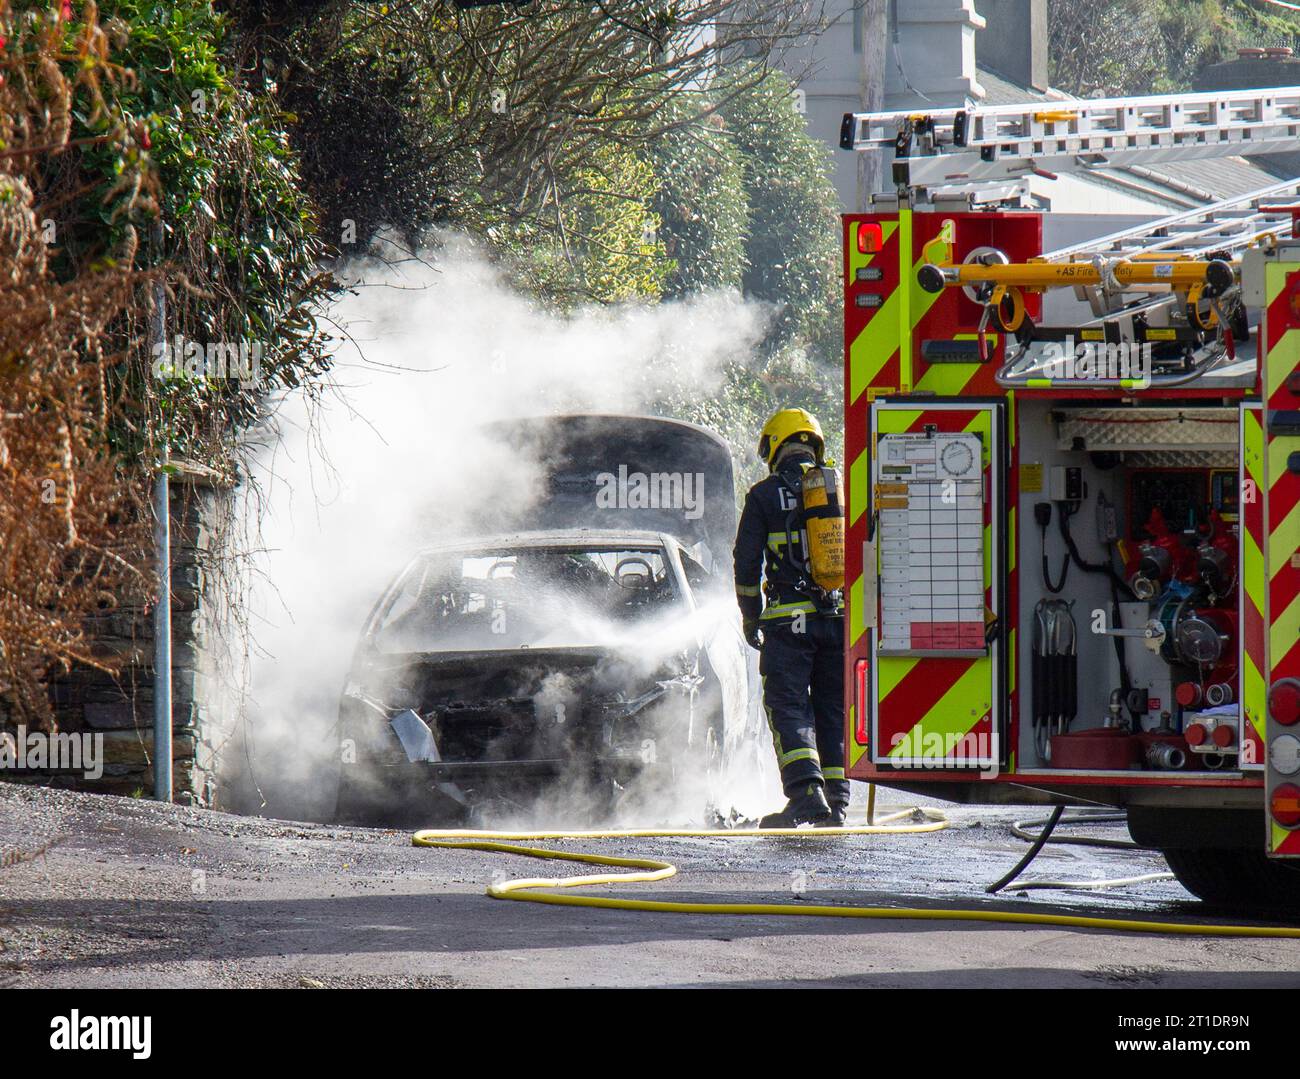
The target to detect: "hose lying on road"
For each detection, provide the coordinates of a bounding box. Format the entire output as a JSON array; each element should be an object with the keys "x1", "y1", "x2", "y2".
[
  {"x1": 412, "y1": 807, "x2": 1300, "y2": 939},
  {"x1": 1012, "y1": 811, "x2": 1143, "y2": 850},
  {"x1": 988, "y1": 809, "x2": 1174, "y2": 894},
  {"x1": 1009, "y1": 873, "x2": 1175, "y2": 891}
]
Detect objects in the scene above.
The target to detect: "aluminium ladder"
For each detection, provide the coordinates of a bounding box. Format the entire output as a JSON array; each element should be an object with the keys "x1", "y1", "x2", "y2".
[{"x1": 841, "y1": 86, "x2": 1300, "y2": 191}]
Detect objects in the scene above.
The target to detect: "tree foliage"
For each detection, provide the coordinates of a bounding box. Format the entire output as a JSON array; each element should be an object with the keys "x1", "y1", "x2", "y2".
[
  {"x1": 646, "y1": 96, "x2": 749, "y2": 298},
  {"x1": 721, "y1": 67, "x2": 840, "y2": 348},
  {"x1": 654, "y1": 70, "x2": 843, "y2": 485},
  {"x1": 0, "y1": 0, "x2": 155, "y2": 722},
  {"x1": 1050, "y1": 0, "x2": 1300, "y2": 96},
  {"x1": 1, "y1": 0, "x2": 335, "y2": 722},
  {"x1": 90, "y1": 0, "x2": 335, "y2": 459},
  {"x1": 220, "y1": 0, "x2": 830, "y2": 303}
]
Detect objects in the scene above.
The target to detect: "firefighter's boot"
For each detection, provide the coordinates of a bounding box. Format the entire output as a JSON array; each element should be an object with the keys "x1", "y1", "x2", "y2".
[
  {"x1": 822, "y1": 802, "x2": 849, "y2": 827},
  {"x1": 760, "y1": 782, "x2": 832, "y2": 828}
]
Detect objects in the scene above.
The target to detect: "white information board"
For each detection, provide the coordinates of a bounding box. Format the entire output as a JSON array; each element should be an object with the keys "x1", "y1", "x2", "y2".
[{"x1": 875, "y1": 431, "x2": 986, "y2": 654}]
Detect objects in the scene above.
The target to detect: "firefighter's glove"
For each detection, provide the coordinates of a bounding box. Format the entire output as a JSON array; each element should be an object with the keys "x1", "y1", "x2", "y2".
[{"x1": 743, "y1": 620, "x2": 763, "y2": 650}]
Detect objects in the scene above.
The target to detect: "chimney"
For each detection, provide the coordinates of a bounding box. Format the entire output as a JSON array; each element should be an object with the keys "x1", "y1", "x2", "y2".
[
  {"x1": 976, "y1": 0, "x2": 1049, "y2": 92},
  {"x1": 1193, "y1": 47, "x2": 1300, "y2": 92},
  {"x1": 885, "y1": 0, "x2": 986, "y2": 109}
]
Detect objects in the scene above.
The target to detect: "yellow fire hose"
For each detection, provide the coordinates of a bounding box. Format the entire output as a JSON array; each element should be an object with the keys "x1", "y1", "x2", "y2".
[{"x1": 412, "y1": 806, "x2": 1300, "y2": 939}]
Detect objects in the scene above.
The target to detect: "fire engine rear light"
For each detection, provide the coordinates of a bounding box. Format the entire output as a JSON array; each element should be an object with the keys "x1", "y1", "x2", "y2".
[
  {"x1": 855, "y1": 293, "x2": 883, "y2": 309},
  {"x1": 856, "y1": 223, "x2": 883, "y2": 254},
  {"x1": 1268, "y1": 678, "x2": 1300, "y2": 726},
  {"x1": 1185, "y1": 722, "x2": 1207, "y2": 747},
  {"x1": 1270, "y1": 782, "x2": 1300, "y2": 828},
  {"x1": 855, "y1": 658, "x2": 870, "y2": 745},
  {"x1": 1271, "y1": 734, "x2": 1300, "y2": 777},
  {"x1": 855, "y1": 266, "x2": 883, "y2": 282}
]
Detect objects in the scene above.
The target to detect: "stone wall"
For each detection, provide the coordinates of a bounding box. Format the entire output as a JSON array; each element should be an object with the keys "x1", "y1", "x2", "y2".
[{"x1": 0, "y1": 475, "x2": 238, "y2": 805}]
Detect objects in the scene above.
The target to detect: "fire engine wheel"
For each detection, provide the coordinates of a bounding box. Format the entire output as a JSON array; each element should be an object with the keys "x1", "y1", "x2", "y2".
[{"x1": 1161, "y1": 847, "x2": 1300, "y2": 908}]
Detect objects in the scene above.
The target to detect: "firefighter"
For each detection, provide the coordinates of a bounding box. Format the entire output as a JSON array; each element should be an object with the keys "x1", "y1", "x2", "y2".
[{"x1": 734, "y1": 408, "x2": 848, "y2": 827}]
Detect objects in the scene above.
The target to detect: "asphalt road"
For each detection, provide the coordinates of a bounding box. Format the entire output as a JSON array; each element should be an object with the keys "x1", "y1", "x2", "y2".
[{"x1": 2, "y1": 782, "x2": 1298, "y2": 989}]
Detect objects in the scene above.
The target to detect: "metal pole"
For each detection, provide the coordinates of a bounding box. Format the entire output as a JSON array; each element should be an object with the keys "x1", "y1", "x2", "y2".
[
  {"x1": 855, "y1": 0, "x2": 887, "y2": 211},
  {"x1": 150, "y1": 233, "x2": 172, "y2": 803},
  {"x1": 153, "y1": 450, "x2": 172, "y2": 801}
]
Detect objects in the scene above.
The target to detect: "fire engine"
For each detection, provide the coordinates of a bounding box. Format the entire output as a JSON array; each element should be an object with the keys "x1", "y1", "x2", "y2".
[{"x1": 840, "y1": 86, "x2": 1300, "y2": 904}]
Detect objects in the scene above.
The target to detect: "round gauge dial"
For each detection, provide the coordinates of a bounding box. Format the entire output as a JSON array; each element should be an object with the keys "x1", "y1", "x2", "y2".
[{"x1": 940, "y1": 440, "x2": 976, "y2": 477}]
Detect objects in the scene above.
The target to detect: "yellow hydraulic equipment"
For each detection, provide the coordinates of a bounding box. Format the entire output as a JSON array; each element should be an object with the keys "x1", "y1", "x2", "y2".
[{"x1": 916, "y1": 252, "x2": 1236, "y2": 333}]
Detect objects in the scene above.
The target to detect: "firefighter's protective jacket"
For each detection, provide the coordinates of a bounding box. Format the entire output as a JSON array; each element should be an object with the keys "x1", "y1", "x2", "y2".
[{"x1": 733, "y1": 453, "x2": 845, "y2": 626}]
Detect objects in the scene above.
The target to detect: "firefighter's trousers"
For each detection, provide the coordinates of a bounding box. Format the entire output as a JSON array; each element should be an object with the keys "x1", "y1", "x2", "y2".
[{"x1": 759, "y1": 615, "x2": 848, "y2": 806}]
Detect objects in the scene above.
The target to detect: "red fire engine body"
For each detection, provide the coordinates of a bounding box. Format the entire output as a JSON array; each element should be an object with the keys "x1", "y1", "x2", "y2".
[{"x1": 838, "y1": 88, "x2": 1300, "y2": 902}]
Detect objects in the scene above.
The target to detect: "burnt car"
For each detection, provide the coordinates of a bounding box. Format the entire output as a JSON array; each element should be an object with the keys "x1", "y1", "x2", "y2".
[{"x1": 334, "y1": 415, "x2": 754, "y2": 824}]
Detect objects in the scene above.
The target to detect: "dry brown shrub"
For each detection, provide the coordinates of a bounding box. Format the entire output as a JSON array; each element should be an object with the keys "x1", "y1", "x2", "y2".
[{"x1": 0, "y1": 1, "x2": 159, "y2": 727}]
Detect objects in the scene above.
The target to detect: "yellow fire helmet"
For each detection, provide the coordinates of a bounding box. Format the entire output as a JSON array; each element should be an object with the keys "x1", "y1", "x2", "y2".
[{"x1": 758, "y1": 407, "x2": 825, "y2": 470}]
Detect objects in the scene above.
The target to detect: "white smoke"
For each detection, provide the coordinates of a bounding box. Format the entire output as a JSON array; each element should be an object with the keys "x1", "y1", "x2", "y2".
[{"x1": 227, "y1": 235, "x2": 779, "y2": 822}]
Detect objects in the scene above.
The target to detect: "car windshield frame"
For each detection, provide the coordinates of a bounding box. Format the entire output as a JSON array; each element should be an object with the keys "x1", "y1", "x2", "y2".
[{"x1": 367, "y1": 542, "x2": 684, "y2": 654}]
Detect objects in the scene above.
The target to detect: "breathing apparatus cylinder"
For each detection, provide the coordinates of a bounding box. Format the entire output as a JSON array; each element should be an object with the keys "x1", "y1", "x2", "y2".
[{"x1": 800, "y1": 465, "x2": 845, "y2": 593}]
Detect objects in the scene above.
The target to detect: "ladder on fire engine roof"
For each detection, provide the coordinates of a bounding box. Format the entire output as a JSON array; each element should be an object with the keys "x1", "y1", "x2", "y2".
[
  {"x1": 1043, "y1": 177, "x2": 1300, "y2": 264},
  {"x1": 840, "y1": 85, "x2": 1300, "y2": 191}
]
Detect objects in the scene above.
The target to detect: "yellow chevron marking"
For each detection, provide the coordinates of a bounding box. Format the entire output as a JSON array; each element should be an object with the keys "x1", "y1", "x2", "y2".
[
  {"x1": 1269, "y1": 495, "x2": 1300, "y2": 569},
  {"x1": 1243, "y1": 523, "x2": 1265, "y2": 626},
  {"x1": 849, "y1": 573, "x2": 865, "y2": 648},
  {"x1": 849, "y1": 739, "x2": 869, "y2": 768},
  {"x1": 914, "y1": 363, "x2": 978, "y2": 396},
  {"x1": 876, "y1": 409, "x2": 924, "y2": 434},
  {"x1": 1266, "y1": 262, "x2": 1293, "y2": 304},
  {"x1": 886, "y1": 661, "x2": 992, "y2": 760},
  {"x1": 1269, "y1": 590, "x2": 1300, "y2": 676},
  {"x1": 1264, "y1": 263, "x2": 1299, "y2": 400},
  {"x1": 850, "y1": 213, "x2": 949, "y2": 400},
  {"x1": 899, "y1": 210, "x2": 914, "y2": 393},
  {"x1": 1244, "y1": 408, "x2": 1265, "y2": 618},
  {"x1": 1243, "y1": 649, "x2": 1266, "y2": 744},
  {"x1": 913, "y1": 331, "x2": 999, "y2": 396},
  {"x1": 1268, "y1": 436, "x2": 1296, "y2": 495},
  {"x1": 1272, "y1": 820, "x2": 1295, "y2": 855},
  {"x1": 964, "y1": 410, "x2": 991, "y2": 443},
  {"x1": 850, "y1": 449, "x2": 869, "y2": 525},
  {"x1": 877, "y1": 656, "x2": 919, "y2": 702},
  {"x1": 850, "y1": 291, "x2": 906, "y2": 404}
]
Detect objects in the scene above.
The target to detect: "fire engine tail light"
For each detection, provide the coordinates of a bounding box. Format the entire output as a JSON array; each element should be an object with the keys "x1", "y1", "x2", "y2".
[
  {"x1": 1268, "y1": 678, "x2": 1300, "y2": 726},
  {"x1": 855, "y1": 658, "x2": 870, "y2": 746},
  {"x1": 856, "y1": 223, "x2": 883, "y2": 255},
  {"x1": 1270, "y1": 782, "x2": 1300, "y2": 828}
]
